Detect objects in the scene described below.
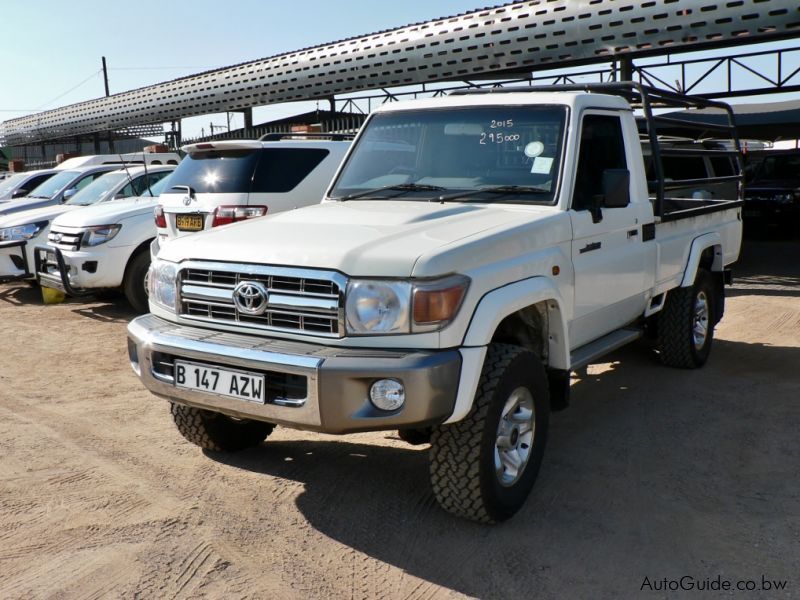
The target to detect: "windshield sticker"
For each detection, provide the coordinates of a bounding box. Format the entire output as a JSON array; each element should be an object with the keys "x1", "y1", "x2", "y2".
[
  {"x1": 531, "y1": 156, "x2": 554, "y2": 174},
  {"x1": 524, "y1": 141, "x2": 545, "y2": 158}
]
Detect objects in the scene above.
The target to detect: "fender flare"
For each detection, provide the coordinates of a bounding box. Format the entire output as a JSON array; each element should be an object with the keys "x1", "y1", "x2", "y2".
[
  {"x1": 446, "y1": 277, "x2": 570, "y2": 424},
  {"x1": 680, "y1": 232, "x2": 722, "y2": 287},
  {"x1": 462, "y1": 276, "x2": 570, "y2": 370}
]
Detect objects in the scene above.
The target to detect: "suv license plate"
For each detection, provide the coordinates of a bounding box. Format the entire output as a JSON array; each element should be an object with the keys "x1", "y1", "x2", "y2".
[
  {"x1": 176, "y1": 214, "x2": 204, "y2": 231},
  {"x1": 174, "y1": 360, "x2": 266, "y2": 404}
]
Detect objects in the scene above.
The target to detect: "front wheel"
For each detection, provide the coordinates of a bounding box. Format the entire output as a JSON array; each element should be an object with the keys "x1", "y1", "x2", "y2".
[
  {"x1": 429, "y1": 343, "x2": 550, "y2": 523},
  {"x1": 657, "y1": 269, "x2": 717, "y2": 368},
  {"x1": 123, "y1": 251, "x2": 151, "y2": 314},
  {"x1": 170, "y1": 403, "x2": 274, "y2": 452}
]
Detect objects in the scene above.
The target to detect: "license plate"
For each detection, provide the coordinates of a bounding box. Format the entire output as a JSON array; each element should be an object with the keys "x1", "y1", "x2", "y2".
[
  {"x1": 174, "y1": 360, "x2": 266, "y2": 404},
  {"x1": 175, "y1": 214, "x2": 204, "y2": 231}
]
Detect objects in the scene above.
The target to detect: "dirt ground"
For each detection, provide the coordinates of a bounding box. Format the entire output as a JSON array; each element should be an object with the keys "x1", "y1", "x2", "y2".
[{"x1": 1, "y1": 240, "x2": 798, "y2": 599}]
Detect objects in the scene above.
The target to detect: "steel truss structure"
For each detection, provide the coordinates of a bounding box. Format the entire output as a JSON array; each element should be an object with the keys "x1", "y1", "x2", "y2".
[{"x1": 2, "y1": 0, "x2": 799, "y2": 147}]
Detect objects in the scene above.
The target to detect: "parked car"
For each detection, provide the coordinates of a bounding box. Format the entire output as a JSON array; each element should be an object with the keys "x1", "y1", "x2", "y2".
[
  {"x1": 128, "y1": 84, "x2": 742, "y2": 523},
  {"x1": 742, "y1": 149, "x2": 800, "y2": 235},
  {"x1": 0, "y1": 165, "x2": 173, "y2": 283},
  {"x1": 35, "y1": 173, "x2": 175, "y2": 312},
  {"x1": 0, "y1": 169, "x2": 59, "y2": 201},
  {"x1": 152, "y1": 135, "x2": 351, "y2": 253}
]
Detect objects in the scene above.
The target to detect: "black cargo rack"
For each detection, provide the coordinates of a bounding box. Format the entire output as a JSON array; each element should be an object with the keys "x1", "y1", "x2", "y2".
[
  {"x1": 451, "y1": 82, "x2": 743, "y2": 220},
  {"x1": 258, "y1": 132, "x2": 355, "y2": 142}
]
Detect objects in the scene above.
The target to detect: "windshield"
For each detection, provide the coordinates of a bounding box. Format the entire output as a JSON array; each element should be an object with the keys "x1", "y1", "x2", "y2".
[
  {"x1": 0, "y1": 173, "x2": 29, "y2": 195},
  {"x1": 64, "y1": 172, "x2": 130, "y2": 206},
  {"x1": 330, "y1": 106, "x2": 567, "y2": 203},
  {"x1": 756, "y1": 153, "x2": 800, "y2": 181},
  {"x1": 27, "y1": 170, "x2": 80, "y2": 199}
]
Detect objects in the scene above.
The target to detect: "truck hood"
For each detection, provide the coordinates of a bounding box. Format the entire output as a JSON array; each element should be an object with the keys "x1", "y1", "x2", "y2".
[
  {"x1": 158, "y1": 200, "x2": 559, "y2": 277},
  {"x1": 53, "y1": 197, "x2": 156, "y2": 228},
  {"x1": 0, "y1": 203, "x2": 77, "y2": 228},
  {"x1": 0, "y1": 196, "x2": 58, "y2": 216}
]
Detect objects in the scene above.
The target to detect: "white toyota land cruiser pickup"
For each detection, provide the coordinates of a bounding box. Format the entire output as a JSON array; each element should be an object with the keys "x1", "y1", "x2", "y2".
[{"x1": 128, "y1": 84, "x2": 743, "y2": 523}]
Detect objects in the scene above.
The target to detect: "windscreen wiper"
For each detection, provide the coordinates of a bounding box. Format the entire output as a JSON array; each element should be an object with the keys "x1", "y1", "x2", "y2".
[
  {"x1": 338, "y1": 182, "x2": 446, "y2": 201},
  {"x1": 436, "y1": 185, "x2": 551, "y2": 203}
]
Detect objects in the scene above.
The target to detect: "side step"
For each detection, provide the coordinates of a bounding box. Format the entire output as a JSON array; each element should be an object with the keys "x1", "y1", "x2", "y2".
[{"x1": 570, "y1": 327, "x2": 642, "y2": 370}]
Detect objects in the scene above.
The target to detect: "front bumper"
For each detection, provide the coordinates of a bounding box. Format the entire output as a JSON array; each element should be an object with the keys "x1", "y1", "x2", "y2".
[
  {"x1": 127, "y1": 314, "x2": 462, "y2": 434},
  {"x1": 0, "y1": 240, "x2": 32, "y2": 283}
]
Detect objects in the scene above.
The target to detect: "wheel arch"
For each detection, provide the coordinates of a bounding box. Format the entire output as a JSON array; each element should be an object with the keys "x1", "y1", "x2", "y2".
[
  {"x1": 680, "y1": 233, "x2": 723, "y2": 287},
  {"x1": 124, "y1": 237, "x2": 156, "y2": 276},
  {"x1": 462, "y1": 277, "x2": 570, "y2": 370}
]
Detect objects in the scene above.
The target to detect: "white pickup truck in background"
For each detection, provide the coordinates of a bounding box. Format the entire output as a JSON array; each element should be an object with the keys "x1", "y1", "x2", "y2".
[
  {"x1": 128, "y1": 84, "x2": 743, "y2": 523},
  {"x1": 0, "y1": 165, "x2": 173, "y2": 285},
  {"x1": 36, "y1": 172, "x2": 175, "y2": 312}
]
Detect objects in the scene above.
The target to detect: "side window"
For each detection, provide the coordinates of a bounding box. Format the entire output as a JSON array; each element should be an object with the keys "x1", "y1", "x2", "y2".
[
  {"x1": 709, "y1": 156, "x2": 735, "y2": 178},
  {"x1": 73, "y1": 173, "x2": 103, "y2": 192},
  {"x1": 572, "y1": 115, "x2": 627, "y2": 211},
  {"x1": 251, "y1": 149, "x2": 330, "y2": 193},
  {"x1": 662, "y1": 156, "x2": 707, "y2": 180},
  {"x1": 120, "y1": 171, "x2": 170, "y2": 197},
  {"x1": 27, "y1": 174, "x2": 54, "y2": 188}
]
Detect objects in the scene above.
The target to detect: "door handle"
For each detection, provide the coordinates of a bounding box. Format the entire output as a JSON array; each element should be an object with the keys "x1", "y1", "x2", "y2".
[
  {"x1": 579, "y1": 241, "x2": 602, "y2": 254},
  {"x1": 627, "y1": 229, "x2": 639, "y2": 238}
]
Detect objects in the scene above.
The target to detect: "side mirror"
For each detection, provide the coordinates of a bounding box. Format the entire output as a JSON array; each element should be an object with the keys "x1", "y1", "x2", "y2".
[
  {"x1": 588, "y1": 169, "x2": 630, "y2": 223},
  {"x1": 114, "y1": 192, "x2": 126, "y2": 199},
  {"x1": 62, "y1": 188, "x2": 77, "y2": 202},
  {"x1": 602, "y1": 169, "x2": 630, "y2": 208},
  {"x1": 11, "y1": 188, "x2": 28, "y2": 199}
]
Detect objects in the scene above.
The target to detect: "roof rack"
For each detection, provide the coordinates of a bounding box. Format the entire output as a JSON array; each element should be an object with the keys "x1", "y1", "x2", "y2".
[
  {"x1": 453, "y1": 82, "x2": 741, "y2": 217},
  {"x1": 258, "y1": 132, "x2": 355, "y2": 142}
]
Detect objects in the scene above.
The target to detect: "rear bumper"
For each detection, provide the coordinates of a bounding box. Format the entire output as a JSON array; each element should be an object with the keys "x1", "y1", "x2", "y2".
[{"x1": 127, "y1": 314, "x2": 462, "y2": 434}]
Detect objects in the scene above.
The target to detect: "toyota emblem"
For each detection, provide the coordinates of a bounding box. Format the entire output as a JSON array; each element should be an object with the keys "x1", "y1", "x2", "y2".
[
  {"x1": 233, "y1": 281, "x2": 269, "y2": 315},
  {"x1": 182, "y1": 195, "x2": 193, "y2": 206}
]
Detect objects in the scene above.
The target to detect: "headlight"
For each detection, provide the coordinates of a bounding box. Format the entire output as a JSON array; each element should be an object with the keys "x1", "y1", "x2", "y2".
[
  {"x1": 0, "y1": 220, "x2": 48, "y2": 241},
  {"x1": 82, "y1": 224, "x2": 121, "y2": 247},
  {"x1": 346, "y1": 280, "x2": 411, "y2": 334},
  {"x1": 147, "y1": 259, "x2": 178, "y2": 312},
  {"x1": 345, "y1": 274, "x2": 469, "y2": 335}
]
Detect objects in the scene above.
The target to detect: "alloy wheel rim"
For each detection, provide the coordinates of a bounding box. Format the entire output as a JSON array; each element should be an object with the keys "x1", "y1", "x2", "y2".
[
  {"x1": 693, "y1": 290, "x2": 709, "y2": 350},
  {"x1": 494, "y1": 386, "x2": 536, "y2": 487}
]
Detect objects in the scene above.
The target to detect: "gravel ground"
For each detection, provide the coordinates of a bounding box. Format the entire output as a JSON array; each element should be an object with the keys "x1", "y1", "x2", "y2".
[{"x1": 0, "y1": 240, "x2": 798, "y2": 599}]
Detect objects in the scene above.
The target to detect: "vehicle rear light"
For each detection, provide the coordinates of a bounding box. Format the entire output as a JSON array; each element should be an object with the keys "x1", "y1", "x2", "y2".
[
  {"x1": 154, "y1": 206, "x2": 167, "y2": 228},
  {"x1": 195, "y1": 143, "x2": 215, "y2": 149},
  {"x1": 211, "y1": 205, "x2": 268, "y2": 227}
]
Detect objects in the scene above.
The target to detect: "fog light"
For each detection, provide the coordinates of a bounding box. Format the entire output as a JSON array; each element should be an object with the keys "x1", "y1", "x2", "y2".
[{"x1": 369, "y1": 379, "x2": 405, "y2": 411}]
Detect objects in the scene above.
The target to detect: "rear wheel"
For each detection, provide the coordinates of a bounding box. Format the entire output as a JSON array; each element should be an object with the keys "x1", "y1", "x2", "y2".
[
  {"x1": 170, "y1": 403, "x2": 274, "y2": 452},
  {"x1": 123, "y1": 251, "x2": 151, "y2": 314},
  {"x1": 657, "y1": 269, "x2": 716, "y2": 368},
  {"x1": 429, "y1": 343, "x2": 550, "y2": 523}
]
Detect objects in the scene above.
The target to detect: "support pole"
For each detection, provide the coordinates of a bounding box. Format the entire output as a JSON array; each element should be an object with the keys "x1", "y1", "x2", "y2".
[{"x1": 102, "y1": 56, "x2": 115, "y2": 152}]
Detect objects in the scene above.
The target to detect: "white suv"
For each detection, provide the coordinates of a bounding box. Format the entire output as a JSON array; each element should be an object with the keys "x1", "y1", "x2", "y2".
[{"x1": 154, "y1": 135, "x2": 351, "y2": 251}]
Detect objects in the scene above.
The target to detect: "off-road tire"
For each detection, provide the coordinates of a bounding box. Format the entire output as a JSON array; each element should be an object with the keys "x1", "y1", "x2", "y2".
[
  {"x1": 429, "y1": 343, "x2": 550, "y2": 523},
  {"x1": 170, "y1": 403, "x2": 274, "y2": 452},
  {"x1": 123, "y1": 250, "x2": 151, "y2": 314},
  {"x1": 397, "y1": 427, "x2": 433, "y2": 445},
  {"x1": 657, "y1": 269, "x2": 716, "y2": 368}
]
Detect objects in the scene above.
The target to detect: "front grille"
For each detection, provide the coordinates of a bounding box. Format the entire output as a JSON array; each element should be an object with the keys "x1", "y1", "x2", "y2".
[
  {"x1": 178, "y1": 262, "x2": 345, "y2": 338},
  {"x1": 48, "y1": 228, "x2": 83, "y2": 251}
]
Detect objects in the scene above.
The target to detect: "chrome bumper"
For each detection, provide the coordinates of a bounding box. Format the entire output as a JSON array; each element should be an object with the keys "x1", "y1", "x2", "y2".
[{"x1": 127, "y1": 315, "x2": 461, "y2": 434}]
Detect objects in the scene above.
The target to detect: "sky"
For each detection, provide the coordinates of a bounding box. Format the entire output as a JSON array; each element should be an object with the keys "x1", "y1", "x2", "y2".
[
  {"x1": 1, "y1": 1, "x2": 799, "y2": 141},
  {"x1": 0, "y1": 0, "x2": 472, "y2": 137}
]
